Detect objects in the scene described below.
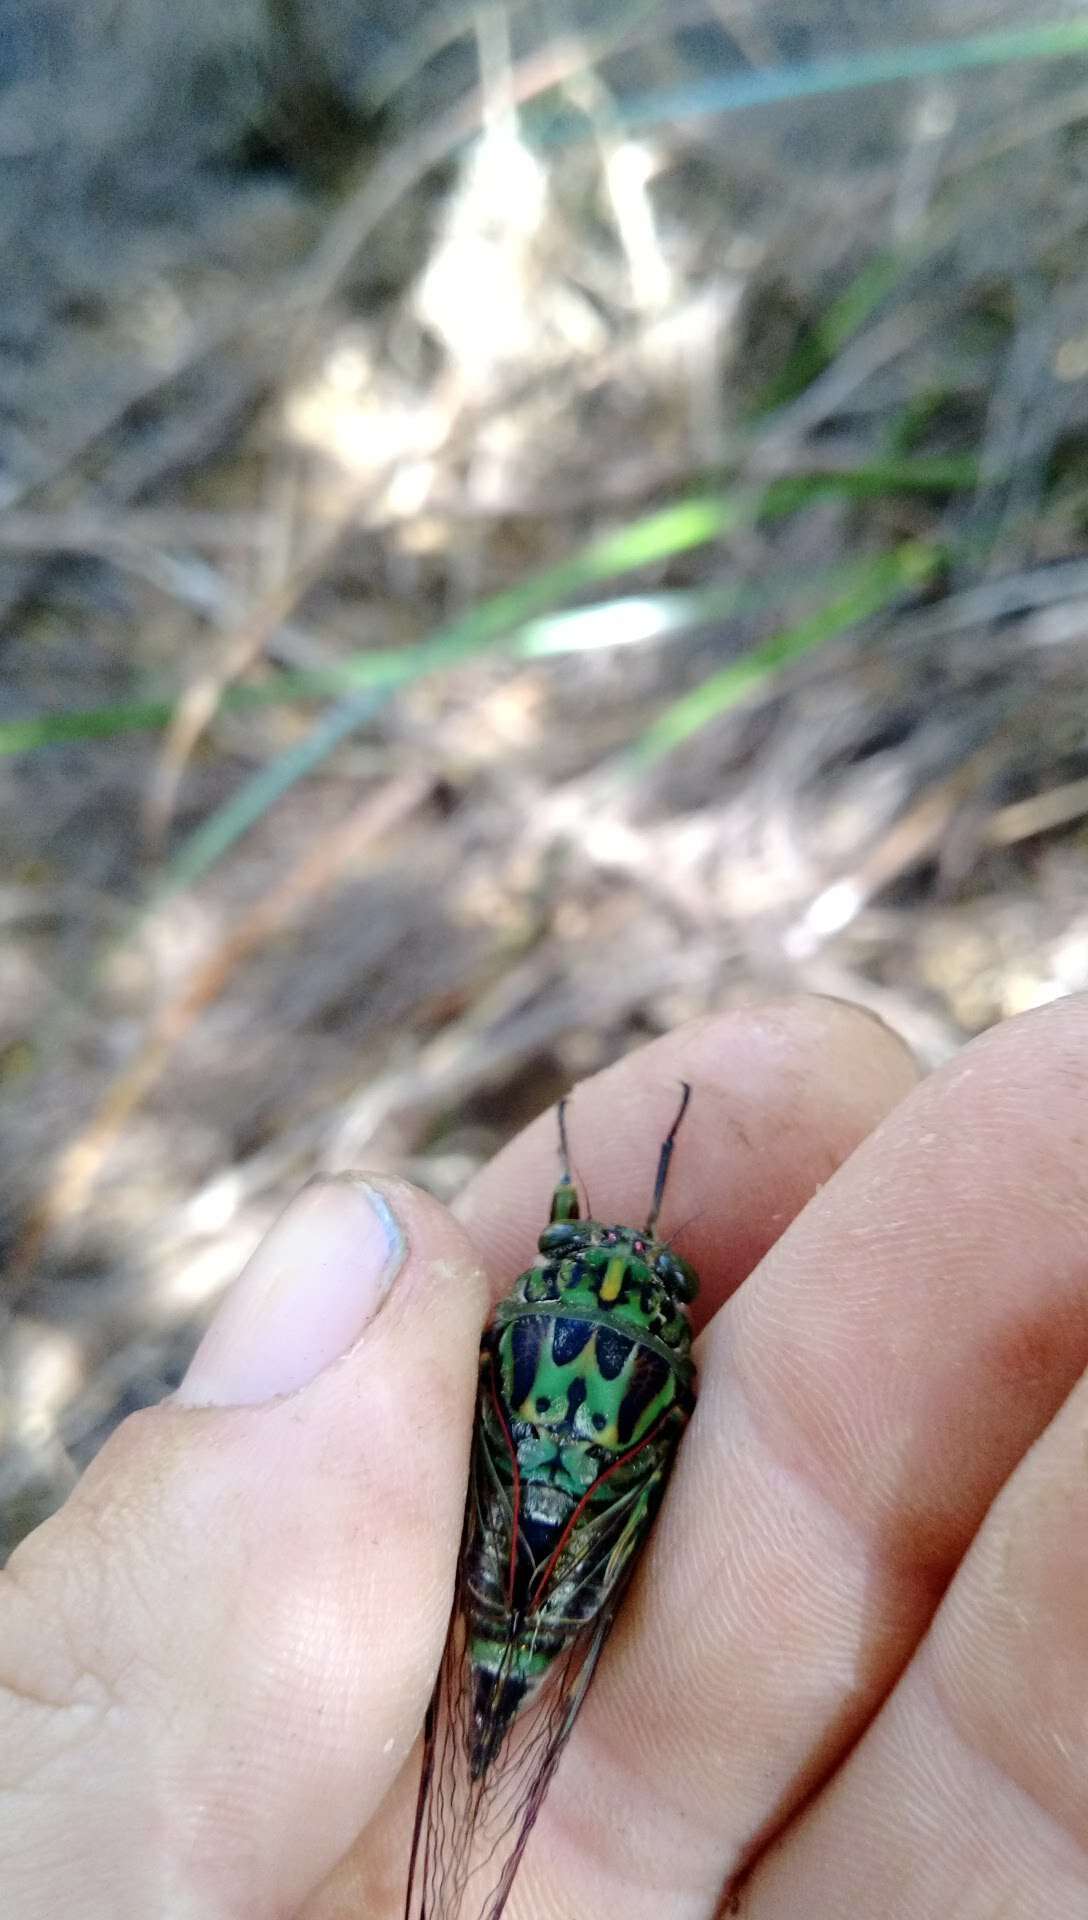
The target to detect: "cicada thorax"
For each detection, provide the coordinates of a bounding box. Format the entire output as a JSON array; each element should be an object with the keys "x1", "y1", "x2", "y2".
[{"x1": 462, "y1": 1216, "x2": 696, "y2": 1775}]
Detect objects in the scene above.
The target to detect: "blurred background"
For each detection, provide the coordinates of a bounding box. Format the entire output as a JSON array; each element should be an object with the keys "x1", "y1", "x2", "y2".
[{"x1": 4, "y1": 1, "x2": 1088, "y2": 1553}]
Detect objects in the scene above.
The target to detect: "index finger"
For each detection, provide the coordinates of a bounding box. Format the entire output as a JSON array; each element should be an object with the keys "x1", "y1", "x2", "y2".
[{"x1": 455, "y1": 996, "x2": 920, "y2": 1327}]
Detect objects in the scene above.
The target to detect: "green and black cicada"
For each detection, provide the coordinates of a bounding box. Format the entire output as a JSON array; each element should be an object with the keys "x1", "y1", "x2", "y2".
[{"x1": 405, "y1": 1085, "x2": 699, "y2": 1920}]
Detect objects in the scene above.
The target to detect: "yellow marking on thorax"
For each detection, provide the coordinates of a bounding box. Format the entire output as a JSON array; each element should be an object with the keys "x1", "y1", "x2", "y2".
[{"x1": 599, "y1": 1254, "x2": 627, "y2": 1304}]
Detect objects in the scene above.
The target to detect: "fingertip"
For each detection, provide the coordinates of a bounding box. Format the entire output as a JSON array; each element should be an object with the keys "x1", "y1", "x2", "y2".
[
  {"x1": 178, "y1": 1176, "x2": 406, "y2": 1407},
  {"x1": 456, "y1": 996, "x2": 922, "y2": 1321},
  {"x1": 774, "y1": 991, "x2": 919, "y2": 1073}
]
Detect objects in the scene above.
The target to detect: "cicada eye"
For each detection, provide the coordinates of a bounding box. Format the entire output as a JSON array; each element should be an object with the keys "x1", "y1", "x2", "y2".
[
  {"x1": 656, "y1": 1251, "x2": 699, "y2": 1303},
  {"x1": 538, "y1": 1222, "x2": 583, "y2": 1256}
]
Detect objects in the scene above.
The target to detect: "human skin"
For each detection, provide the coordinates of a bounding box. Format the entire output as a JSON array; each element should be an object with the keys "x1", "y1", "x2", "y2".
[{"x1": 3, "y1": 993, "x2": 1088, "y2": 1918}]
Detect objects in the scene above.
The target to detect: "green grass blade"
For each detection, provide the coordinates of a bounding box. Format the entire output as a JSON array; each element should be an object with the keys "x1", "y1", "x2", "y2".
[
  {"x1": 628, "y1": 541, "x2": 942, "y2": 769},
  {"x1": 535, "y1": 21, "x2": 1088, "y2": 143},
  {"x1": 151, "y1": 496, "x2": 749, "y2": 897},
  {"x1": 0, "y1": 493, "x2": 743, "y2": 759},
  {"x1": 151, "y1": 690, "x2": 386, "y2": 901},
  {"x1": 516, "y1": 582, "x2": 746, "y2": 656},
  {"x1": 0, "y1": 699, "x2": 189, "y2": 755},
  {"x1": 758, "y1": 457, "x2": 976, "y2": 515},
  {"x1": 0, "y1": 462, "x2": 974, "y2": 759},
  {"x1": 753, "y1": 252, "x2": 912, "y2": 415}
]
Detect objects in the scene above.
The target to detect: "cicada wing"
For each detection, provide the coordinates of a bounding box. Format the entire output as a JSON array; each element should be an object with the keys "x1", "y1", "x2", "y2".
[
  {"x1": 404, "y1": 1579, "x2": 613, "y2": 1920},
  {"x1": 405, "y1": 1360, "x2": 622, "y2": 1920},
  {"x1": 404, "y1": 1341, "x2": 689, "y2": 1920},
  {"x1": 480, "y1": 1608, "x2": 613, "y2": 1920}
]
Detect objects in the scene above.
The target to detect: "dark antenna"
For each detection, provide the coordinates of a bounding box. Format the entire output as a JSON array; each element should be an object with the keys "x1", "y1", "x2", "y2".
[
  {"x1": 550, "y1": 1095, "x2": 581, "y2": 1222},
  {"x1": 644, "y1": 1081, "x2": 692, "y2": 1234},
  {"x1": 557, "y1": 1096, "x2": 572, "y2": 1184}
]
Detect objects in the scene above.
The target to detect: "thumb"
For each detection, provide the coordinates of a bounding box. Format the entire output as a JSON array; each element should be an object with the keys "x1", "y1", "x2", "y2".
[{"x1": 0, "y1": 1175, "x2": 486, "y2": 1920}]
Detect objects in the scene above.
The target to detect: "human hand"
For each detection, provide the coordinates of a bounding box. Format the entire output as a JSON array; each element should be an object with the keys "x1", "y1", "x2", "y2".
[{"x1": 3, "y1": 995, "x2": 1087, "y2": 1918}]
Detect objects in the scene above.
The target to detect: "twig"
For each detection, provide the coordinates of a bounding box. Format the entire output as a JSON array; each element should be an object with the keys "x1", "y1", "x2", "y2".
[
  {"x1": 988, "y1": 775, "x2": 1088, "y2": 846},
  {"x1": 142, "y1": 482, "x2": 378, "y2": 849}
]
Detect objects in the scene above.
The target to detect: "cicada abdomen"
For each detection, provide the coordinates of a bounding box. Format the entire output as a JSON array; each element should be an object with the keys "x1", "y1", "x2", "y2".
[{"x1": 405, "y1": 1086, "x2": 699, "y2": 1920}]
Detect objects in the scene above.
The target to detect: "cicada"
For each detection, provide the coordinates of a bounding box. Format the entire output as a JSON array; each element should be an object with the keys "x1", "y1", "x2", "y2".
[{"x1": 405, "y1": 1084, "x2": 699, "y2": 1920}]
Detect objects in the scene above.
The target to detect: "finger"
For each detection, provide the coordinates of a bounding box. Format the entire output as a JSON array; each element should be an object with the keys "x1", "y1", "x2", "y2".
[
  {"x1": 515, "y1": 993, "x2": 1088, "y2": 1920},
  {"x1": 0, "y1": 1176, "x2": 486, "y2": 1920},
  {"x1": 743, "y1": 1350, "x2": 1088, "y2": 1918},
  {"x1": 457, "y1": 995, "x2": 921, "y2": 1326}
]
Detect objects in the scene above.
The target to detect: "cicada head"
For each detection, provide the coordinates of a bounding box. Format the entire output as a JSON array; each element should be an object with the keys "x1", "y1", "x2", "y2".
[{"x1": 532, "y1": 1083, "x2": 701, "y2": 1314}]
